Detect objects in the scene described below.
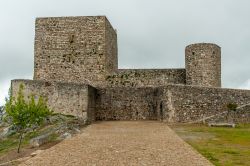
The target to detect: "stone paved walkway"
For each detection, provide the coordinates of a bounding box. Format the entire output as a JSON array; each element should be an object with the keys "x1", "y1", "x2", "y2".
[{"x1": 21, "y1": 121, "x2": 212, "y2": 166}]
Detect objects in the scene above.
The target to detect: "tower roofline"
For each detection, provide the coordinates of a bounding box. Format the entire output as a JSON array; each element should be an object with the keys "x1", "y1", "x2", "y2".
[
  {"x1": 186, "y1": 43, "x2": 221, "y2": 49},
  {"x1": 36, "y1": 15, "x2": 107, "y2": 20}
]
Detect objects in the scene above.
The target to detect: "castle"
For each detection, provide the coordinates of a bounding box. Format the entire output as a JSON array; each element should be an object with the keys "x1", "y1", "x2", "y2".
[{"x1": 11, "y1": 16, "x2": 250, "y2": 123}]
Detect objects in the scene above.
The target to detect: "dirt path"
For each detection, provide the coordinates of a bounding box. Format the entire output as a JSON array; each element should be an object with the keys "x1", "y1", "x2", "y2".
[{"x1": 20, "y1": 121, "x2": 212, "y2": 166}]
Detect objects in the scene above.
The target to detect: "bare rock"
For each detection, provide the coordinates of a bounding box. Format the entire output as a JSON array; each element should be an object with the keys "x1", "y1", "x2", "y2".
[
  {"x1": 60, "y1": 132, "x2": 72, "y2": 140},
  {"x1": 0, "y1": 126, "x2": 16, "y2": 138},
  {"x1": 208, "y1": 122, "x2": 236, "y2": 128},
  {"x1": 30, "y1": 133, "x2": 51, "y2": 147}
]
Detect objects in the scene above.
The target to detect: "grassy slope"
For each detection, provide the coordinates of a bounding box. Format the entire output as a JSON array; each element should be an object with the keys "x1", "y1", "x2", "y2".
[
  {"x1": 0, "y1": 125, "x2": 59, "y2": 156},
  {"x1": 171, "y1": 124, "x2": 250, "y2": 166},
  {"x1": 0, "y1": 114, "x2": 79, "y2": 163}
]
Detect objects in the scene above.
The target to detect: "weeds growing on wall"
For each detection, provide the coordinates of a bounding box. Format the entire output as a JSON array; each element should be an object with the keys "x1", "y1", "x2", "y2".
[{"x1": 226, "y1": 103, "x2": 238, "y2": 111}]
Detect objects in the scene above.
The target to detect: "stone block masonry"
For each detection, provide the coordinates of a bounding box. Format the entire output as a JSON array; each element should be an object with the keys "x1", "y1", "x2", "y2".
[
  {"x1": 11, "y1": 79, "x2": 250, "y2": 123},
  {"x1": 94, "y1": 84, "x2": 250, "y2": 122},
  {"x1": 106, "y1": 69, "x2": 186, "y2": 87},
  {"x1": 96, "y1": 87, "x2": 162, "y2": 120},
  {"x1": 11, "y1": 79, "x2": 97, "y2": 122},
  {"x1": 162, "y1": 84, "x2": 250, "y2": 123},
  {"x1": 34, "y1": 16, "x2": 117, "y2": 87},
  {"x1": 185, "y1": 43, "x2": 221, "y2": 87},
  {"x1": 10, "y1": 16, "x2": 250, "y2": 124}
]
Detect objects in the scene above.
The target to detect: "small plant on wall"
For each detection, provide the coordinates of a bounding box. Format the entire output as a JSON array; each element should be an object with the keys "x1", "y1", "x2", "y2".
[{"x1": 226, "y1": 103, "x2": 238, "y2": 111}]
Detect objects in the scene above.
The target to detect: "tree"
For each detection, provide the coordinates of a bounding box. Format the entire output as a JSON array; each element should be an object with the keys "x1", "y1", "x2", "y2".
[{"x1": 5, "y1": 84, "x2": 52, "y2": 153}]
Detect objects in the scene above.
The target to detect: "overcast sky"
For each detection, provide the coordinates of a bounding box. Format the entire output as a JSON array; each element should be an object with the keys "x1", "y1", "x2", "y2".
[{"x1": 1, "y1": 0, "x2": 250, "y2": 105}]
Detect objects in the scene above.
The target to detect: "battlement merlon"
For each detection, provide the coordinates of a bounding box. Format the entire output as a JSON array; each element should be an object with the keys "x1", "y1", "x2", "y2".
[{"x1": 34, "y1": 16, "x2": 118, "y2": 87}]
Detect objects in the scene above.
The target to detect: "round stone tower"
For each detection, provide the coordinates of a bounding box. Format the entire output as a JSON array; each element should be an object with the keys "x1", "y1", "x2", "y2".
[{"x1": 185, "y1": 43, "x2": 221, "y2": 87}]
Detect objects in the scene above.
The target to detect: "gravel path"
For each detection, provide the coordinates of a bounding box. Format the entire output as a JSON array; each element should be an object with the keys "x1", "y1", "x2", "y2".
[{"x1": 21, "y1": 121, "x2": 212, "y2": 166}]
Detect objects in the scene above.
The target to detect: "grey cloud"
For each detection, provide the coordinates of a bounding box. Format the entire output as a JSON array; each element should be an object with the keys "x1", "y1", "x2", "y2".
[{"x1": 1, "y1": 0, "x2": 250, "y2": 104}]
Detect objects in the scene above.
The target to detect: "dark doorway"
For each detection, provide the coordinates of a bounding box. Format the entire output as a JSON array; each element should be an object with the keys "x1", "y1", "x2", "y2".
[{"x1": 160, "y1": 102, "x2": 163, "y2": 120}]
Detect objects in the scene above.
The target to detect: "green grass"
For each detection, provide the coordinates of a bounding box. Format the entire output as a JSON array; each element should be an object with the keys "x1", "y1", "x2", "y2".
[
  {"x1": 0, "y1": 114, "x2": 78, "y2": 157},
  {"x1": 0, "y1": 125, "x2": 58, "y2": 156},
  {"x1": 0, "y1": 137, "x2": 18, "y2": 154},
  {"x1": 172, "y1": 124, "x2": 250, "y2": 166}
]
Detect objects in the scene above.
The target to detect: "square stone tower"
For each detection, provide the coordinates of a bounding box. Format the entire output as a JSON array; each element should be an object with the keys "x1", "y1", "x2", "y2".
[{"x1": 34, "y1": 16, "x2": 118, "y2": 87}]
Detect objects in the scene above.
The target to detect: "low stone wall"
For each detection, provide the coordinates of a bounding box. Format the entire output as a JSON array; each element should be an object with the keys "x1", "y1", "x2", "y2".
[
  {"x1": 11, "y1": 80, "x2": 97, "y2": 122},
  {"x1": 95, "y1": 87, "x2": 162, "y2": 120},
  {"x1": 234, "y1": 104, "x2": 250, "y2": 123},
  {"x1": 11, "y1": 80, "x2": 250, "y2": 123},
  {"x1": 106, "y1": 69, "x2": 186, "y2": 87},
  {"x1": 162, "y1": 84, "x2": 250, "y2": 123}
]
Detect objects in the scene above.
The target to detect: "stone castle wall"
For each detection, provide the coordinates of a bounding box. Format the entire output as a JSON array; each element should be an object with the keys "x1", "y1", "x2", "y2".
[
  {"x1": 95, "y1": 87, "x2": 162, "y2": 120},
  {"x1": 11, "y1": 79, "x2": 97, "y2": 122},
  {"x1": 185, "y1": 43, "x2": 221, "y2": 87},
  {"x1": 10, "y1": 16, "x2": 250, "y2": 124},
  {"x1": 105, "y1": 18, "x2": 118, "y2": 74},
  {"x1": 33, "y1": 16, "x2": 222, "y2": 89},
  {"x1": 34, "y1": 16, "x2": 117, "y2": 87},
  {"x1": 106, "y1": 69, "x2": 186, "y2": 87},
  {"x1": 33, "y1": 16, "x2": 187, "y2": 88},
  {"x1": 11, "y1": 79, "x2": 250, "y2": 123},
  {"x1": 234, "y1": 104, "x2": 250, "y2": 123},
  {"x1": 95, "y1": 84, "x2": 250, "y2": 123},
  {"x1": 162, "y1": 84, "x2": 250, "y2": 123}
]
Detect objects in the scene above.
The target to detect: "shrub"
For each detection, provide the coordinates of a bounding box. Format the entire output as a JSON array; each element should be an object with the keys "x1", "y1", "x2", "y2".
[{"x1": 4, "y1": 84, "x2": 52, "y2": 153}]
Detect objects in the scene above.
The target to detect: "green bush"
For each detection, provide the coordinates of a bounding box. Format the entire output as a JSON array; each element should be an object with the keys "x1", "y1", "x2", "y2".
[{"x1": 4, "y1": 84, "x2": 52, "y2": 153}]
